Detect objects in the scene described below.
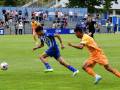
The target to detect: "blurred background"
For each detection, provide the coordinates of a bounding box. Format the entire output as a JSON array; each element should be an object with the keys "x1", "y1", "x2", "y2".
[{"x1": 0, "y1": 0, "x2": 120, "y2": 35}]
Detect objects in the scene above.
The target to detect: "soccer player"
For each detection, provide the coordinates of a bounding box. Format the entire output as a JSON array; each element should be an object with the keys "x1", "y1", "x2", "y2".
[
  {"x1": 33, "y1": 25, "x2": 79, "y2": 76},
  {"x1": 68, "y1": 26, "x2": 120, "y2": 84},
  {"x1": 31, "y1": 17, "x2": 40, "y2": 44},
  {"x1": 86, "y1": 15, "x2": 96, "y2": 38}
]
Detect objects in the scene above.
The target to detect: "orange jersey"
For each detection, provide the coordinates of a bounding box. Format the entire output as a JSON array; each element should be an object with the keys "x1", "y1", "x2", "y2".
[
  {"x1": 80, "y1": 34, "x2": 102, "y2": 56},
  {"x1": 31, "y1": 21, "x2": 40, "y2": 29},
  {"x1": 81, "y1": 34, "x2": 108, "y2": 65}
]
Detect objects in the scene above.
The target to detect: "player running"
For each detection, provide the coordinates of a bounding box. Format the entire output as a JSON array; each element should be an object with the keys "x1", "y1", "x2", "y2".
[
  {"x1": 68, "y1": 26, "x2": 120, "y2": 84},
  {"x1": 33, "y1": 25, "x2": 79, "y2": 76},
  {"x1": 31, "y1": 17, "x2": 41, "y2": 44}
]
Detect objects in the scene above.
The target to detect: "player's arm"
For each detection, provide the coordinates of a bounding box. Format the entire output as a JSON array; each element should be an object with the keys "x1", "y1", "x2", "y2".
[
  {"x1": 33, "y1": 40, "x2": 44, "y2": 51},
  {"x1": 68, "y1": 42, "x2": 84, "y2": 49},
  {"x1": 54, "y1": 34, "x2": 65, "y2": 49}
]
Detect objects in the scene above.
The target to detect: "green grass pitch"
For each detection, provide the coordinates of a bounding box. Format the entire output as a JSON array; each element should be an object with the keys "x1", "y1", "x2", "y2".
[{"x1": 0, "y1": 34, "x2": 120, "y2": 90}]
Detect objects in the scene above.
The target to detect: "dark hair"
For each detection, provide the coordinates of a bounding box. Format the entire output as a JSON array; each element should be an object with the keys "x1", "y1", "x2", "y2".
[
  {"x1": 31, "y1": 17, "x2": 35, "y2": 20},
  {"x1": 74, "y1": 24, "x2": 84, "y2": 33},
  {"x1": 74, "y1": 27, "x2": 83, "y2": 33},
  {"x1": 35, "y1": 25, "x2": 43, "y2": 33}
]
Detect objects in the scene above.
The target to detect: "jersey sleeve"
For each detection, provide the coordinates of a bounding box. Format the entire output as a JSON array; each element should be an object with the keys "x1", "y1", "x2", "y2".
[
  {"x1": 80, "y1": 35, "x2": 89, "y2": 45},
  {"x1": 80, "y1": 38, "x2": 87, "y2": 45}
]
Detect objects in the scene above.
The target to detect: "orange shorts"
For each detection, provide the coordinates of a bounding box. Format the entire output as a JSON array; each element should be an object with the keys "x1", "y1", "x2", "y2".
[{"x1": 85, "y1": 53, "x2": 108, "y2": 66}]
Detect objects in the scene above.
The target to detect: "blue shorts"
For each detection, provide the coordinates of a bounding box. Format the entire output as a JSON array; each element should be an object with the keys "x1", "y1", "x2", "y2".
[{"x1": 45, "y1": 47, "x2": 60, "y2": 60}]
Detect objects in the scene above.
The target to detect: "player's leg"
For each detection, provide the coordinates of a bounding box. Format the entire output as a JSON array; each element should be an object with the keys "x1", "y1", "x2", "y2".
[
  {"x1": 82, "y1": 60, "x2": 102, "y2": 84},
  {"x1": 39, "y1": 52, "x2": 53, "y2": 72},
  {"x1": 32, "y1": 29, "x2": 38, "y2": 43},
  {"x1": 82, "y1": 59, "x2": 96, "y2": 77},
  {"x1": 53, "y1": 47, "x2": 79, "y2": 76},
  {"x1": 33, "y1": 34, "x2": 37, "y2": 42},
  {"x1": 57, "y1": 56, "x2": 69, "y2": 67},
  {"x1": 56, "y1": 56, "x2": 79, "y2": 76},
  {"x1": 98, "y1": 54, "x2": 120, "y2": 78},
  {"x1": 104, "y1": 64, "x2": 120, "y2": 78},
  {"x1": 82, "y1": 61, "x2": 96, "y2": 77}
]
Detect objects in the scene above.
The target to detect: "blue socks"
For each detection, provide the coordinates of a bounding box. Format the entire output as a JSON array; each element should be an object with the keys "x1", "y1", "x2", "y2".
[
  {"x1": 44, "y1": 63, "x2": 77, "y2": 72},
  {"x1": 67, "y1": 65, "x2": 77, "y2": 72},
  {"x1": 44, "y1": 63, "x2": 52, "y2": 69}
]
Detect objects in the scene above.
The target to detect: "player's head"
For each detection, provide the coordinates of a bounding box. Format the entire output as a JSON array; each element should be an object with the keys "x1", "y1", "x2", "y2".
[
  {"x1": 31, "y1": 17, "x2": 35, "y2": 22},
  {"x1": 35, "y1": 25, "x2": 44, "y2": 36},
  {"x1": 74, "y1": 25, "x2": 84, "y2": 38}
]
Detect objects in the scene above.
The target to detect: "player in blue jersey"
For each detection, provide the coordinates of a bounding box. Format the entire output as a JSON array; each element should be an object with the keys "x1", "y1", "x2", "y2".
[{"x1": 33, "y1": 26, "x2": 79, "y2": 76}]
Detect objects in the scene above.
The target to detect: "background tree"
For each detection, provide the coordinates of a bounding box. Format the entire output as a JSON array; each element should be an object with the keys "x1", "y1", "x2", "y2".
[
  {"x1": 67, "y1": 0, "x2": 118, "y2": 13},
  {"x1": 4, "y1": 0, "x2": 17, "y2": 6},
  {"x1": 3, "y1": 0, "x2": 30, "y2": 6},
  {"x1": 0, "y1": 0, "x2": 53, "y2": 6}
]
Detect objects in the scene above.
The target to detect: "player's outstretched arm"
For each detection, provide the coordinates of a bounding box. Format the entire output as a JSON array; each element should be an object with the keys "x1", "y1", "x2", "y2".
[
  {"x1": 33, "y1": 42, "x2": 44, "y2": 51},
  {"x1": 54, "y1": 34, "x2": 65, "y2": 49},
  {"x1": 68, "y1": 42, "x2": 84, "y2": 49}
]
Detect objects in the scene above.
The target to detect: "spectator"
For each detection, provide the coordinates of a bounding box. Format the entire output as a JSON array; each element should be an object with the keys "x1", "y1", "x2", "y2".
[
  {"x1": 113, "y1": 24, "x2": 117, "y2": 34},
  {"x1": 95, "y1": 22, "x2": 101, "y2": 33},
  {"x1": 0, "y1": 19, "x2": 4, "y2": 35},
  {"x1": 14, "y1": 21, "x2": 19, "y2": 35},
  {"x1": 106, "y1": 19, "x2": 112, "y2": 33},
  {"x1": 55, "y1": 11, "x2": 58, "y2": 19},
  {"x1": 52, "y1": 21, "x2": 57, "y2": 28},
  {"x1": 69, "y1": 11, "x2": 74, "y2": 22},
  {"x1": 63, "y1": 16, "x2": 68, "y2": 28},
  {"x1": 0, "y1": 19, "x2": 4, "y2": 28},
  {"x1": 18, "y1": 21, "x2": 23, "y2": 35}
]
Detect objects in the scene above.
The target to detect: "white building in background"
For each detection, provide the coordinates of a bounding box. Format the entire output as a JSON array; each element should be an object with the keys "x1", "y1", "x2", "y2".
[
  {"x1": 22, "y1": 0, "x2": 38, "y2": 7},
  {"x1": 111, "y1": 0, "x2": 120, "y2": 16},
  {"x1": 52, "y1": 0, "x2": 69, "y2": 8},
  {"x1": 95, "y1": 0, "x2": 120, "y2": 16}
]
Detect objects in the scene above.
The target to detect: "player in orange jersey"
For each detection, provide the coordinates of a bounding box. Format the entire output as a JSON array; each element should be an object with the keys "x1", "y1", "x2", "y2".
[
  {"x1": 31, "y1": 17, "x2": 41, "y2": 44},
  {"x1": 68, "y1": 26, "x2": 120, "y2": 84}
]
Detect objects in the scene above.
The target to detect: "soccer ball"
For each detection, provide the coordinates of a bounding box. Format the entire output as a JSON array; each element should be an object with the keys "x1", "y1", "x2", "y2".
[{"x1": 0, "y1": 62, "x2": 8, "y2": 70}]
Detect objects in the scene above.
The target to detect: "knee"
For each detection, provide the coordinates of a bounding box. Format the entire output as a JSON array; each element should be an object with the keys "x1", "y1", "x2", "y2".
[
  {"x1": 104, "y1": 65, "x2": 111, "y2": 71},
  {"x1": 104, "y1": 65, "x2": 109, "y2": 69},
  {"x1": 82, "y1": 66, "x2": 86, "y2": 71},
  {"x1": 40, "y1": 56, "x2": 44, "y2": 61},
  {"x1": 59, "y1": 61, "x2": 63, "y2": 65}
]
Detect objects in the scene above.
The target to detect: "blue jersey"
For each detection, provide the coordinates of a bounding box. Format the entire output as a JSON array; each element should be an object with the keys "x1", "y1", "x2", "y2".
[
  {"x1": 39, "y1": 33, "x2": 60, "y2": 59},
  {"x1": 40, "y1": 33, "x2": 58, "y2": 48}
]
